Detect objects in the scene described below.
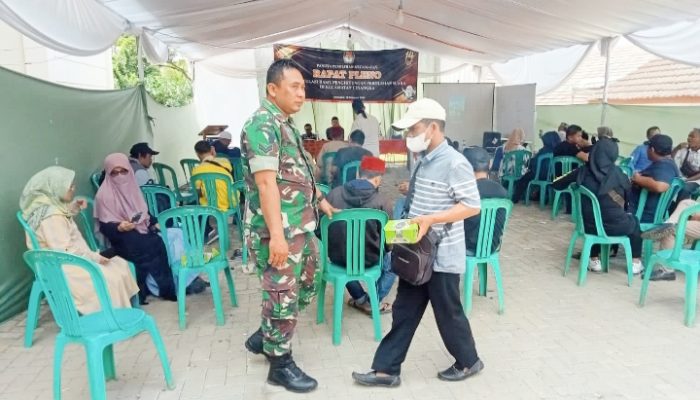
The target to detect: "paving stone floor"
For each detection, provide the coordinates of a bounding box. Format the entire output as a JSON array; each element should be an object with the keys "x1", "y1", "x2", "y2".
[{"x1": 1, "y1": 171, "x2": 699, "y2": 399}]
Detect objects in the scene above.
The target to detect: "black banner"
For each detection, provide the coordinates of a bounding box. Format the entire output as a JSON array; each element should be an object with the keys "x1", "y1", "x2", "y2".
[{"x1": 273, "y1": 44, "x2": 419, "y2": 103}]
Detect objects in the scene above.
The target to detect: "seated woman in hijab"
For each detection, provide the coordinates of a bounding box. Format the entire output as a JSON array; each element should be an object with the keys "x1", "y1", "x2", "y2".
[
  {"x1": 512, "y1": 130, "x2": 561, "y2": 203},
  {"x1": 552, "y1": 138, "x2": 643, "y2": 274},
  {"x1": 20, "y1": 166, "x2": 139, "y2": 314},
  {"x1": 95, "y1": 153, "x2": 181, "y2": 304}
]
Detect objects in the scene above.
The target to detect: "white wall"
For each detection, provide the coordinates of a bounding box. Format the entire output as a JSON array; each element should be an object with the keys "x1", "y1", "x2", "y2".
[
  {"x1": 193, "y1": 66, "x2": 260, "y2": 146},
  {"x1": 0, "y1": 20, "x2": 113, "y2": 90}
]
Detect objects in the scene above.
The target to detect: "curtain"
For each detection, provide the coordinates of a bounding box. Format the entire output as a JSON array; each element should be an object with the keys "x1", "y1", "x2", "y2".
[
  {"x1": 626, "y1": 19, "x2": 700, "y2": 67},
  {"x1": 0, "y1": 0, "x2": 127, "y2": 56},
  {"x1": 490, "y1": 43, "x2": 593, "y2": 95}
]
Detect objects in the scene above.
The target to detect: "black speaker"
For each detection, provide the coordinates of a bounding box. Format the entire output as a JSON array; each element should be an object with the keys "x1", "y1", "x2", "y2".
[{"x1": 483, "y1": 131, "x2": 502, "y2": 153}]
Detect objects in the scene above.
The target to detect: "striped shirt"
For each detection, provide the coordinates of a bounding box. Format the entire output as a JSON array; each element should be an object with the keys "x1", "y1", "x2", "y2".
[{"x1": 409, "y1": 140, "x2": 481, "y2": 274}]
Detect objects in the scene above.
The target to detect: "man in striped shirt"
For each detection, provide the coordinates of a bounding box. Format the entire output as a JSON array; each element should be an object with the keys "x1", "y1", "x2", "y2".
[{"x1": 352, "y1": 98, "x2": 484, "y2": 387}]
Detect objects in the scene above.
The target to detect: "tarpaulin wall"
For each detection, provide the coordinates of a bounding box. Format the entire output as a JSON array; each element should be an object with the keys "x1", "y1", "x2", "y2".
[
  {"x1": 536, "y1": 104, "x2": 699, "y2": 155},
  {"x1": 0, "y1": 66, "x2": 150, "y2": 323}
]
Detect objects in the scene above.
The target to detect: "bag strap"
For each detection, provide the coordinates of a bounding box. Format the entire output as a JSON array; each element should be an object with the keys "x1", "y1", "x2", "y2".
[
  {"x1": 402, "y1": 159, "x2": 451, "y2": 237},
  {"x1": 205, "y1": 159, "x2": 232, "y2": 174},
  {"x1": 402, "y1": 159, "x2": 423, "y2": 218}
]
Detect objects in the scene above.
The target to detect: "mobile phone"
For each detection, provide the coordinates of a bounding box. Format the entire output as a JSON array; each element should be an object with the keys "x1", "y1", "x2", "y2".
[{"x1": 130, "y1": 212, "x2": 143, "y2": 223}]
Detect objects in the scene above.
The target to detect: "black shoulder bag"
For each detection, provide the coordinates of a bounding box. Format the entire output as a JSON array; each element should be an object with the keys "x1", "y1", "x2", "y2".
[
  {"x1": 680, "y1": 150, "x2": 698, "y2": 178},
  {"x1": 390, "y1": 161, "x2": 449, "y2": 286}
]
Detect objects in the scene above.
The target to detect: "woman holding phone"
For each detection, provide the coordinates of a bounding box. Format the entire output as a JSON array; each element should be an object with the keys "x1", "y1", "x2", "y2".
[{"x1": 95, "y1": 153, "x2": 178, "y2": 303}]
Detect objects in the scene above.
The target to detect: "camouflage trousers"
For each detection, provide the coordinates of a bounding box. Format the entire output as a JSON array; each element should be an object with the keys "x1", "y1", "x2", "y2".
[{"x1": 248, "y1": 233, "x2": 320, "y2": 356}]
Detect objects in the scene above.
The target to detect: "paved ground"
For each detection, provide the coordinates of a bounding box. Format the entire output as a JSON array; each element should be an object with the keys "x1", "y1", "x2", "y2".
[{"x1": 1, "y1": 171, "x2": 699, "y2": 399}]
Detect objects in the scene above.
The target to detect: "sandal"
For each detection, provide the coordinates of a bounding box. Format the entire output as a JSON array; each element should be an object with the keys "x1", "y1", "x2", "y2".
[
  {"x1": 379, "y1": 302, "x2": 393, "y2": 314},
  {"x1": 347, "y1": 298, "x2": 372, "y2": 315}
]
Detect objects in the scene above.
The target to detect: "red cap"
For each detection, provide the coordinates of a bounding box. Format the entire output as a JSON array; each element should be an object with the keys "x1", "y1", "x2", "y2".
[{"x1": 360, "y1": 156, "x2": 386, "y2": 174}]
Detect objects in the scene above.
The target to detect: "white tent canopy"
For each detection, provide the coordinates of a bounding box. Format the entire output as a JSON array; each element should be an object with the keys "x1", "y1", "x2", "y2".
[
  {"x1": 3, "y1": 0, "x2": 700, "y2": 64},
  {"x1": 2, "y1": 0, "x2": 700, "y2": 100}
]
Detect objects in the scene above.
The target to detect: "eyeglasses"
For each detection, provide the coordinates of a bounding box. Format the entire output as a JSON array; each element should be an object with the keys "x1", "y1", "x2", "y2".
[{"x1": 109, "y1": 169, "x2": 129, "y2": 177}]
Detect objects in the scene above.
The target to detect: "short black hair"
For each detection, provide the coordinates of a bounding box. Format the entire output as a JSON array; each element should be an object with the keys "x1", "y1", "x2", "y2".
[
  {"x1": 349, "y1": 130, "x2": 366, "y2": 145},
  {"x1": 462, "y1": 146, "x2": 490, "y2": 173},
  {"x1": 194, "y1": 140, "x2": 212, "y2": 155},
  {"x1": 266, "y1": 59, "x2": 302, "y2": 89},
  {"x1": 331, "y1": 116, "x2": 339, "y2": 121},
  {"x1": 420, "y1": 118, "x2": 446, "y2": 132},
  {"x1": 566, "y1": 124, "x2": 582, "y2": 138},
  {"x1": 646, "y1": 126, "x2": 660, "y2": 137},
  {"x1": 304, "y1": 123, "x2": 312, "y2": 128}
]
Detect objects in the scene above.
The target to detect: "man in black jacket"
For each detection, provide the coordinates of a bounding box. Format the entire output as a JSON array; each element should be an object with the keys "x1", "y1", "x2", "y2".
[{"x1": 326, "y1": 156, "x2": 395, "y2": 314}]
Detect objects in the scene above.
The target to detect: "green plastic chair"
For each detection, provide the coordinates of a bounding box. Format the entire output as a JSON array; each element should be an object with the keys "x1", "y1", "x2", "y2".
[
  {"x1": 464, "y1": 198, "x2": 513, "y2": 315},
  {"x1": 617, "y1": 156, "x2": 632, "y2": 168},
  {"x1": 316, "y1": 183, "x2": 331, "y2": 196},
  {"x1": 140, "y1": 185, "x2": 177, "y2": 218},
  {"x1": 321, "y1": 152, "x2": 337, "y2": 184},
  {"x1": 636, "y1": 177, "x2": 684, "y2": 265},
  {"x1": 16, "y1": 211, "x2": 44, "y2": 348},
  {"x1": 316, "y1": 209, "x2": 388, "y2": 345},
  {"x1": 341, "y1": 160, "x2": 361, "y2": 185},
  {"x1": 564, "y1": 185, "x2": 635, "y2": 286},
  {"x1": 191, "y1": 172, "x2": 246, "y2": 263},
  {"x1": 551, "y1": 156, "x2": 584, "y2": 219},
  {"x1": 180, "y1": 158, "x2": 199, "y2": 183},
  {"x1": 158, "y1": 206, "x2": 238, "y2": 330},
  {"x1": 230, "y1": 157, "x2": 244, "y2": 183},
  {"x1": 23, "y1": 250, "x2": 174, "y2": 399},
  {"x1": 619, "y1": 165, "x2": 633, "y2": 178},
  {"x1": 500, "y1": 150, "x2": 531, "y2": 199},
  {"x1": 153, "y1": 162, "x2": 196, "y2": 204},
  {"x1": 525, "y1": 153, "x2": 553, "y2": 209},
  {"x1": 639, "y1": 203, "x2": 700, "y2": 326},
  {"x1": 17, "y1": 207, "x2": 140, "y2": 348},
  {"x1": 90, "y1": 170, "x2": 102, "y2": 193}
]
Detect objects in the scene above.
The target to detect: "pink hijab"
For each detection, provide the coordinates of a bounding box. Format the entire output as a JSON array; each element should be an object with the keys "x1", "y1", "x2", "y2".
[{"x1": 95, "y1": 153, "x2": 150, "y2": 234}]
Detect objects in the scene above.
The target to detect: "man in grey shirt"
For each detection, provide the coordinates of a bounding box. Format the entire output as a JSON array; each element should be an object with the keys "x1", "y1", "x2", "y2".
[{"x1": 352, "y1": 98, "x2": 484, "y2": 387}]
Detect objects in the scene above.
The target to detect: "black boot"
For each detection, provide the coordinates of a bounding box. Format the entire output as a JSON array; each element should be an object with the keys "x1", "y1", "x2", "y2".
[
  {"x1": 245, "y1": 328, "x2": 269, "y2": 360},
  {"x1": 267, "y1": 353, "x2": 318, "y2": 393}
]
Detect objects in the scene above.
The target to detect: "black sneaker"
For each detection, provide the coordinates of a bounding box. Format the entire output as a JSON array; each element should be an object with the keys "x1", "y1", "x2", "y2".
[
  {"x1": 649, "y1": 269, "x2": 677, "y2": 281},
  {"x1": 641, "y1": 223, "x2": 676, "y2": 241}
]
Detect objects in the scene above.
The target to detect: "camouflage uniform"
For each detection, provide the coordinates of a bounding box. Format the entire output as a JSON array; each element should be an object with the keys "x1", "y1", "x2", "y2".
[{"x1": 241, "y1": 99, "x2": 320, "y2": 356}]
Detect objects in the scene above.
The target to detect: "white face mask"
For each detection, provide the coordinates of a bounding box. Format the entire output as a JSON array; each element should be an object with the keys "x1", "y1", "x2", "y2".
[{"x1": 406, "y1": 131, "x2": 431, "y2": 153}]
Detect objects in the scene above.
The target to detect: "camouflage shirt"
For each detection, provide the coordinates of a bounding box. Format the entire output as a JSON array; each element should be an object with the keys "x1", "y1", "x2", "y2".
[{"x1": 241, "y1": 99, "x2": 318, "y2": 239}]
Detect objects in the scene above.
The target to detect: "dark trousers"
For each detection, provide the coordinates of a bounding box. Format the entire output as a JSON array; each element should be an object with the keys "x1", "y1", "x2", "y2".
[
  {"x1": 371, "y1": 272, "x2": 479, "y2": 375},
  {"x1": 588, "y1": 220, "x2": 642, "y2": 258}
]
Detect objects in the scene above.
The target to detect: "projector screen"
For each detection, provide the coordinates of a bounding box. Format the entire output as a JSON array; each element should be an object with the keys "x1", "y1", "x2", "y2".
[{"x1": 423, "y1": 83, "x2": 495, "y2": 148}]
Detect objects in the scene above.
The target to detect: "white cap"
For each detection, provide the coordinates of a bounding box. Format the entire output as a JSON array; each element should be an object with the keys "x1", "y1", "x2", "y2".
[
  {"x1": 219, "y1": 130, "x2": 232, "y2": 140},
  {"x1": 392, "y1": 98, "x2": 446, "y2": 130}
]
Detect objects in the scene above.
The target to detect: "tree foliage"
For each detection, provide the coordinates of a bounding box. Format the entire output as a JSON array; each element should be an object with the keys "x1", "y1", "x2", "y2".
[{"x1": 112, "y1": 35, "x2": 193, "y2": 107}]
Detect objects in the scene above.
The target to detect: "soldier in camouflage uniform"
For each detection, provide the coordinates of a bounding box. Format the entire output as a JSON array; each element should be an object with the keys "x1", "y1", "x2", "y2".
[{"x1": 241, "y1": 59, "x2": 337, "y2": 393}]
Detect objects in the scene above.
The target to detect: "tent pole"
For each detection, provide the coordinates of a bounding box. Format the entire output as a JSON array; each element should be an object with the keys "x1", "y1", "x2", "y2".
[
  {"x1": 137, "y1": 35, "x2": 145, "y2": 83},
  {"x1": 600, "y1": 37, "x2": 612, "y2": 125}
]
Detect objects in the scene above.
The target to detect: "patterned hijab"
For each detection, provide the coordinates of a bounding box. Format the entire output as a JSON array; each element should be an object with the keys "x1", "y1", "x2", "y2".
[
  {"x1": 20, "y1": 166, "x2": 76, "y2": 230},
  {"x1": 94, "y1": 153, "x2": 150, "y2": 234}
]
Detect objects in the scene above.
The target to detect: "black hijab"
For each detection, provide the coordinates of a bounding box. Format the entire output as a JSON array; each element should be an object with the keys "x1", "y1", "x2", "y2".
[{"x1": 577, "y1": 138, "x2": 629, "y2": 195}]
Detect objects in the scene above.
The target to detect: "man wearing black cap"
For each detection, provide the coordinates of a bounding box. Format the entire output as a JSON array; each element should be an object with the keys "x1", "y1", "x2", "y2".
[
  {"x1": 630, "y1": 134, "x2": 680, "y2": 223},
  {"x1": 129, "y1": 142, "x2": 159, "y2": 186}
]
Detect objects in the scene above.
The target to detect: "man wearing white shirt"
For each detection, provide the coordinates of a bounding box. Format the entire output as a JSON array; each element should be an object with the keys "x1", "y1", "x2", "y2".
[
  {"x1": 673, "y1": 128, "x2": 700, "y2": 200},
  {"x1": 351, "y1": 99, "x2": 381, "y2": 155}
]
